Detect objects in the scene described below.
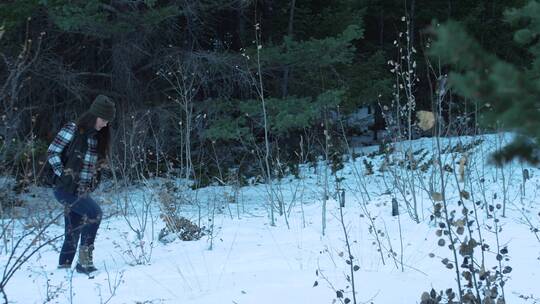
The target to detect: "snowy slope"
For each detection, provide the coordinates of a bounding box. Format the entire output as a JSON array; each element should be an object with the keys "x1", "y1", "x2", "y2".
[{"x1": 1, "y1": 133, "x2": 539, "y2": 304}]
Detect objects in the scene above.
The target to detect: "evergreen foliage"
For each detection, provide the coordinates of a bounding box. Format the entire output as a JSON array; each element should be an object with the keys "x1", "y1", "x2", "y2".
[
  {"x1": 1, "y1": 0, "x2": 537, "y2": 179},
  {"x1": 0, "y1": 0, "x2": 40, "y2": 31},
  {"x1": 44, "y1": 0, "x2": 179, "y2": 37},
  {"x1": 205, "y1": 90, "x2": 343, "y2": 141},
  {"x1": 431, "y1": 0, "x2": 540, "y2": 164}
]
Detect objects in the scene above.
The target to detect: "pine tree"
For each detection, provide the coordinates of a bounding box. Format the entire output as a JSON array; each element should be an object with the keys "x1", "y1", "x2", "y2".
[
  {"x1": 206, "y1": 0, "x2": 365, "y2": 142},
  {"x1": 430, "y1": 0, "x2": 540, "y2": 164}
]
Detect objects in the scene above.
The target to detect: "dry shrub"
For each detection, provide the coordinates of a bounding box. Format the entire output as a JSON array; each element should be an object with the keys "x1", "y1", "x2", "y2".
[
  {"x1": 158, "y1": 214, "x2": 205, "y2": 243},
  {"x1": 417, "y1": 110, "x2": 435, "y2": 131},
  {"x1": 157, "y1": 185, "x2": 205, "y2": 243}
]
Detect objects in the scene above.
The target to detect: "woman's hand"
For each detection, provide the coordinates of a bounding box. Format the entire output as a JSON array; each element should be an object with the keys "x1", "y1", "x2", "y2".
[{"x1": 78, "y1": 186, "x2": 91, "y2": 198}]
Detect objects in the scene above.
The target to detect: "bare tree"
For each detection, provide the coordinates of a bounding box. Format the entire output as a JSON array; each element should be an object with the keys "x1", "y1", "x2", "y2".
[{"x1": 0, "y1": 25, "x2": 44, "y2": 164}]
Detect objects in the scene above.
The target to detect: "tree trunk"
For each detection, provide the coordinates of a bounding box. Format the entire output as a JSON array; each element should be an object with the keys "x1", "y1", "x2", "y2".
[
  {"x1": 281, "y1": 0, "x2": 296, "y2": 98},
  {"x1": 111, "y1": 37, "x2": 143, "y2": 108},
  {"x1": 409, "y1": 0, "x2": 416, "y2": 48},
  {"x1": 379, "y1": 8, "x2": 384, "y2": 47}
]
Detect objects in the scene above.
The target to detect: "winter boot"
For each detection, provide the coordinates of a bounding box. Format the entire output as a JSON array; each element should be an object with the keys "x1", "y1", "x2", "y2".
[{"x1": 76, "y1": 245, "x2": 98, "y2": 274}]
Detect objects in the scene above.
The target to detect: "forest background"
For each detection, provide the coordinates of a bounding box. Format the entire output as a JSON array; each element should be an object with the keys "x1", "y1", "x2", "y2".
[{"x1": 1, "y1": 0, "x2": 538, "y2": 189}]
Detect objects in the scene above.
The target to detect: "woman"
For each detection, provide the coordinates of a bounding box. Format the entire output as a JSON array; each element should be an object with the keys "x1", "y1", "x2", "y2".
[{"x1": 47, "y1": 95, "x2": 115, "y2": 274}]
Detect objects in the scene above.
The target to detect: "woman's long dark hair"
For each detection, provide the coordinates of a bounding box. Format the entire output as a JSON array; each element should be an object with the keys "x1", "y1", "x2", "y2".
[{"x1": 77, "y1": 112, "x2": 111, "y2": 160}]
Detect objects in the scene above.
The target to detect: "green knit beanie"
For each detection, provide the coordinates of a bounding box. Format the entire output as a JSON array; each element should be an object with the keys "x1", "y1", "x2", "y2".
[{"x1": 89, "y1": 95, "x2": 116, "y2": 122}]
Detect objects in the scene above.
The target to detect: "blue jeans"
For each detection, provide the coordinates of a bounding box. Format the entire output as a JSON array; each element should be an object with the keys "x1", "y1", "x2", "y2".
[{"x1": 53, "y1": 188, "x2": 102, "y2": 266}]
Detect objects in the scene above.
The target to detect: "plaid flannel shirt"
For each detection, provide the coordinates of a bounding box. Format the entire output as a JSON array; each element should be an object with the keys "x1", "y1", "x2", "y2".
[{"x1": 47, "y1": 122, "x2": 98, "y2": 193}]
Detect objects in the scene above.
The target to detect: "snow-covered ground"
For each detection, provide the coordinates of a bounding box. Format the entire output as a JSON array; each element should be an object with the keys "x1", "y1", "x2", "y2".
[{"x1": 1, "y1": 133, "x2": 539, "y2": 304}]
